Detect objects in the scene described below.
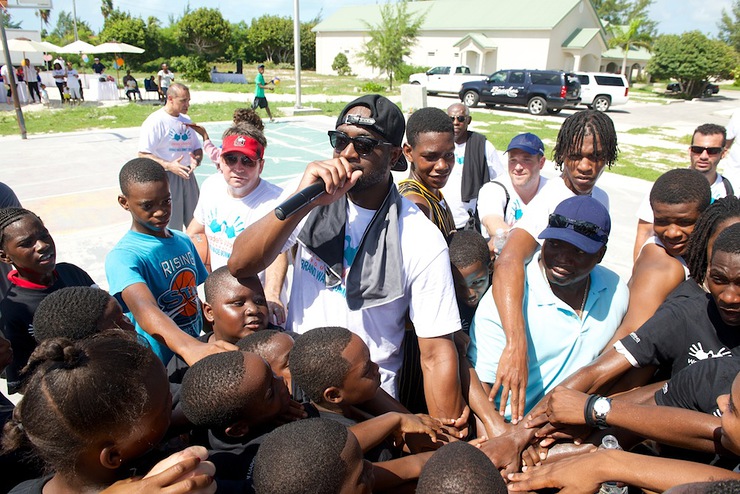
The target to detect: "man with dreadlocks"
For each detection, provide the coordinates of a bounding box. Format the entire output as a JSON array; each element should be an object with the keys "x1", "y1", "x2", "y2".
[
  {"x1": 0, "y1": 207, "x2": 95, "y2": 393},
  {"x1": 485, "y1": 109, "x2": 619, "y2": 425}
]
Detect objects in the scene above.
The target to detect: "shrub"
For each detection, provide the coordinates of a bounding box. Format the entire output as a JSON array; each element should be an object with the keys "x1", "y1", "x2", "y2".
[
  {"x1": 360, "y1": 81, "x2": 385, "y2": 93},
  {"x1": 395, "y1": 63, "x2": 427, "y2": 83},
  {"x1": 177, "y1": 56, "x2": 211, "y2": 83},
  {"x1": 332, "y1": 53, "x2": 353, "y2": 76}
]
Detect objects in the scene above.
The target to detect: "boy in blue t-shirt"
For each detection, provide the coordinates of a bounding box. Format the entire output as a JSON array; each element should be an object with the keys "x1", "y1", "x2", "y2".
[{"x1": 106, "y1": 158, "x2": 236, "y2": 364}]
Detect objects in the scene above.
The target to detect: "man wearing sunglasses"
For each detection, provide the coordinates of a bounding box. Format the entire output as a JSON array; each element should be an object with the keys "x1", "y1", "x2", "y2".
[
  {"x1": 633, "y1": 123, "x2": 734, "y2": 261},
  {"x1": 445, "y1": 103, "x2": 505, "y2": 230},
  {"x1": 228, "y1": 95, "x2": 466, "y2": 426},
  {"x1": 469, "y1": 195, "x2": 627, "y2": 421}
]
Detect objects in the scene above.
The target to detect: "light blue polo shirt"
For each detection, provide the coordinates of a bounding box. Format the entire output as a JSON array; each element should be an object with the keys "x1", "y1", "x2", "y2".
[{"x1": 468, "y1": 256, "x2": 628, "y2": 418}]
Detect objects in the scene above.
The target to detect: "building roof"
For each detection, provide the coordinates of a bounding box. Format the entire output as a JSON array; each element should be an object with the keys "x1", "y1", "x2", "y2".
[
  {"x1": 602, "y1": 45, "x2": 652, "y2": 61},
  {"x1": 313, "y1": 0, "x2": 589, "y2": 32},
  {"x1": 454, "y1": 33, "x2": 498, "y2": 49},
  {"x1": 562, "y1": 28, "x2": 602, "y2": 49}
]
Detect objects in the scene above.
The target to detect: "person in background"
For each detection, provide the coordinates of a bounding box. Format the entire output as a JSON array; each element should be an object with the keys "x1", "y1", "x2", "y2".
[{"x1": 22, "y1": 59, "x2": 40, "y2": 104}]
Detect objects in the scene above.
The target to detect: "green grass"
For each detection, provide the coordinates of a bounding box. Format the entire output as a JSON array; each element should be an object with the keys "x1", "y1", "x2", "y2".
[
  {"x1": 625, "y1": 126, "x2": 664, "y2": 135},
  {"x1": 0, "y1": 81, "x2": 699, "y2": 184}
]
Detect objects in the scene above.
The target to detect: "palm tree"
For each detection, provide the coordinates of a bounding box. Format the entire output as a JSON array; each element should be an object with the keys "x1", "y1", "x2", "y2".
[
  {"x1": 608, "y1": 17, "x2": 652, "y2": 79},
  {"x1": 101, "y1": 0, "x2": 113, "y2": 20},
  {"x1": 35, "y1": 9, "x2": 51, "y2": 35}
]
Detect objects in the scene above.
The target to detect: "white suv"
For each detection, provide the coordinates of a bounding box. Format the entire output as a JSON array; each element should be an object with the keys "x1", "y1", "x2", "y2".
[{"x1": 574, "y1": 72, "x2": 629, "y2": 112}]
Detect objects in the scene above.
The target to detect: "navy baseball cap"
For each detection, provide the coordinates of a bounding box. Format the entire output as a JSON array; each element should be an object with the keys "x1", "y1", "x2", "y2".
[
  {"x1": 506, "y1": 133, "x2": 545, "y2": 156},
  {"x1": 336, "y1": 94, "x2": 407, "y2": 171},
  {"x1": 538, "y1": 196, "x2": 610, "y2": 254}
]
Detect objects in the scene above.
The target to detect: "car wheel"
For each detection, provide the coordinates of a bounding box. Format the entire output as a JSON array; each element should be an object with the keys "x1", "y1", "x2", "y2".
[
  {"x1": 593, "y1": 95, "x2": 611, "y2": 112},
  {"x1": 410, "y1": 81, "x2": 420, "y2": 85},
  {"x1": 527, "y1": 96, "x2": 546, "y2": 115},
  {"x1": 463, "y1": 90, "x2": 480, "y2": 107},
  {"x1": 703, "y1": 87, "x2": 713, "y2": 98},
  {"x1": 547, "y1": 108, "x2": 562, "y2": 114}
]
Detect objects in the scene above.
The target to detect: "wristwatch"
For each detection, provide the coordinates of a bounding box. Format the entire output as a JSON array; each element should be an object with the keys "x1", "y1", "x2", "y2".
[{"x1": 592, "y1": 396, "x2": 612, "y2": 428}]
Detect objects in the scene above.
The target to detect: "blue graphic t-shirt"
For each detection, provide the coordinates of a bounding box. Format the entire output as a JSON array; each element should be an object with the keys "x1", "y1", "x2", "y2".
[{"x1": 105, "y1": 229, "x2": 208, "y2": 363}]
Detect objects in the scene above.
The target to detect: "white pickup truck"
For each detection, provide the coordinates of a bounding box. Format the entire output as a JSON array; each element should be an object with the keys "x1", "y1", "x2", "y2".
[{"x1": 409, "y1": 65, "x2": 487, "y2": 95}]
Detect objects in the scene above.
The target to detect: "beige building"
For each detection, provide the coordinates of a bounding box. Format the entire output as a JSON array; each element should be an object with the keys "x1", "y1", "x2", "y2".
[{"x1": 313, "y1": 0, "x2": 648, "y2": 79}]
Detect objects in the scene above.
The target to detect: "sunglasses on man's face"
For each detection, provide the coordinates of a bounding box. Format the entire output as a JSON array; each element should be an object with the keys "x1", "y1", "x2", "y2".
[
  {"x1": 328, "y1": 130, "x2": 392, "y2": 156},
  {"x1": 449, "y1": 115, "x2": 467, "y2": 123},
  {"x1": 222, "y1": 154, "x2": 260, "y2": 167},
  {"x1": 690, "y1": 145, "x2": 723, "y2": 156},
  {"x1": 548, "y1": 213, "x2": 608, "y2": 243}
]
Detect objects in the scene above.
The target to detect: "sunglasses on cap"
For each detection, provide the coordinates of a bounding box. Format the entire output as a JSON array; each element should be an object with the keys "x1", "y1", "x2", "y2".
[
  {"x1": 548, "y1": 214, "x2": 608, "y2": 243},
  {"x1": 222, "y1": 154, "x2": 260, "y2": 167},
  {"x1": 328, "y1": 130, "x2": 392, "y2": 156},
  {"x1": 690, "y1": 145, "x2": 723, "y2": 156},
  {"x1": 449, "y1": 115, "x2": 467, "y2": 123}
]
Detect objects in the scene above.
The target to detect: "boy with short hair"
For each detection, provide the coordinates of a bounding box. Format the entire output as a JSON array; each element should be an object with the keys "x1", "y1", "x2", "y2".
[
  {"x1": 289, "y1": 326, "x2": 449, "y2": 458},
  {"x1": 236, "y1": 330, "x2": 297, "y2": 397},
  {"x1": 202, "y1": 266, "x2": 275, "y2": 344},
  {"x1": 605, "y1": 168, "x2": 711, "y2": 346},
  {"x1": 253, "y1": 418, "x2": 374, "y2": 494},
  {"x1": 416, "y1": 441, "x2": 507, "y2": 494},
  {"x1": 105, "y1": 158, "x2": 235, "y2": 365},
  {"x1": 448, "y1": 229, "x2": 491, "y2": 333}
]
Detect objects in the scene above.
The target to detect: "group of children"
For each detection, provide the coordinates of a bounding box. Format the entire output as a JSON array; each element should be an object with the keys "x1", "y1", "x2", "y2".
[{"x1": 4, "y1": 97, "x2": 740, "y2": 494}]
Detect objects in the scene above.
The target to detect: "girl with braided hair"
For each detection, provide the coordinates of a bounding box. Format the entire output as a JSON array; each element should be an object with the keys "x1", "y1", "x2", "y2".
[
  {"x1": 0, "y1": 207, "x2": 95, "y2": 394},
  {"x1": 2, "y1": 333, "x2": 215, "y2": 493}
]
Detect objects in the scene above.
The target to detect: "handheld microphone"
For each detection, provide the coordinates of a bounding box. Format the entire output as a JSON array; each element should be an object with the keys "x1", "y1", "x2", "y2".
[{"x1": 274, "y1": 179, "x2": 326, "y2": 221}]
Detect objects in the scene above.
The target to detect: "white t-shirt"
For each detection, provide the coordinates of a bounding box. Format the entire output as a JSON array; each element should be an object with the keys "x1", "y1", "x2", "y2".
[
  {"x1": 158, "y1": 70, "x2": 174, "y2": 89},
  {"x1": 138, "y1": 108, "x2": 200, "y2": 166},
  {"x1": 65, "y1": 69, "x2": 80, "y2": 90},
  {"x1": 286, "y1": 197, "x2": 462, "y2": 397},
  {"x1": 636, "y1": 173, "x2": 731, "y2": 223},
  {"x1": 515, "y1": 178, "x2": 610, "y2": 244},
  {"x1": 444, "y1": 137, "x2": 505, "y2": 228},
  {"x1": 193, "y1": 174, "x2": 283, "y2": 271},
  {"x1": 477, "y1": 175, "x2": 549, "y2": 235}
]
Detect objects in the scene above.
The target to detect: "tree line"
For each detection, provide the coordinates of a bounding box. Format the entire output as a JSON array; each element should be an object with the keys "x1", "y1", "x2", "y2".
[{"x1": 5, "y1": 5, "x2": 318, "y2": 82}]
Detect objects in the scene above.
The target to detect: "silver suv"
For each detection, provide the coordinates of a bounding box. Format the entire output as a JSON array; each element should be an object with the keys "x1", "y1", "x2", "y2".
[{"x1": 574, "y1": 72, "x2": 629, "y2": 112}]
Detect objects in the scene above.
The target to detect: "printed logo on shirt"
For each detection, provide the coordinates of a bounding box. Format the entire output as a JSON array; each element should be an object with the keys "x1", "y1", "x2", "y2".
[
  {"x1": 300, "y1": 253, "x2": 347, "y2": 297},
  {"x1": 687, "y1": 341, "x2": 731, "y2": 365},
  {"x1": 629, "y1": 332, "x2": 640, "y2": 343},
  {"x1": 157, "y1": 267, "x2": 200, "y2": 324}
]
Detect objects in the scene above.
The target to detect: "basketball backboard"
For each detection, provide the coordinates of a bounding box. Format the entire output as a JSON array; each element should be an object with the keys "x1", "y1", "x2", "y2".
[{"x1": 4, "y1": 0, "x2": 53, "y2": 8}]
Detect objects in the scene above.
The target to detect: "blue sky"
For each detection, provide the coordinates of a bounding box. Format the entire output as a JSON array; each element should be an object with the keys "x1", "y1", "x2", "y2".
[{"x1": 5, "y1": 0, "x2": 734, "y2": 38}]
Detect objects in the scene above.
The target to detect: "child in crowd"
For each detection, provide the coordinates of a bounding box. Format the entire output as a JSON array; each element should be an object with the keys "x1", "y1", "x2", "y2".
[
  {"x1": 236, "y1": 329, "x2": 298, "y2": 398},
  {"x1": 105, "y1": 158, "x2": 235, "y2": 365},
  {"x1": 252, "y1": 418, "x2": 374, "y2": 494},
  {"x1": 2, "y1": 333, "x2": 176, "y2": 492},
  {"x1": 62, "y1": 84, "x2": 71, "y2": 104},
  {"x1": 202, "y1": 266, "x2": 276, "y2": 344},
  {"x1": 448, "y1": 229, "x2": 492, "y2": 333},
  {"x1": 398, "y1": 106, "x2": 457, "y2": 239},
  {"x1": 0, "y1": 207, "x2": 95, "y2": 394},
  {"x1": 32, "y1": 286, "x2": 134, "y2": 342},
  {"x1": 39, "y1": 84, "x2": 49, "y2": 106},
  {"x1": 180, "y1": 350, "x2": 304, "y2": 491},
  {"x1": 289, "y1": 326, "x2": 450, "y2": 459},
  {"x1": 606, "y1": 168, "x2": 711, "y2": 348},
  {"x1": 186, "y1": 108, "x2": 265, "y2": 164},
  {"x1": 416, "y1": 441, "x2": 507, "y2": 494}
]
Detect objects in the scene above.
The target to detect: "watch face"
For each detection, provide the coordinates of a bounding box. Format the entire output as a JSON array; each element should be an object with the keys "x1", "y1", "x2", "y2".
[{"x1": 594, "y1": 398, "x2": 611, "y2": 415}]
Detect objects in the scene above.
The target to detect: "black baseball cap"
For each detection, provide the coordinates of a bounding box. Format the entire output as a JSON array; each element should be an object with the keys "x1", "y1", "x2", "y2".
[{"x1": 336, "y1": 94, "x2": 407, "y2": 171}]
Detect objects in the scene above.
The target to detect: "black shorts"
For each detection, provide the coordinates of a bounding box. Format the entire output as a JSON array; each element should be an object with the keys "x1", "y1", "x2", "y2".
[{"x1": 253, "y1": 96, "x2": 268, "y2": 109}]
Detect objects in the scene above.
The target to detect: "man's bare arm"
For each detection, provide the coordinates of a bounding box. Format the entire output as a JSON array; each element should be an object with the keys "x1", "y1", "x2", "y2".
[
  {"x1": 121, "y1": 283, "x2": 236, "y2": 365},
  {"x1": 264, "y1": 252, "x2": 288, "y2": 325},
  {"x1": 418, "y1": 335, "x2": 465, "y2": 422},
  {"x1": 228, "y1": 158, "x2": 361, "y2": 279},
  {"x1": 490, "y1": 227, "x2": 538, "y2": 423},
  {"x1": 606, "y1": 243, "x2": 686, "y2": 347},
  {"x1": 632, "y1": 219, "x2": 653, "y2": 262}
]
